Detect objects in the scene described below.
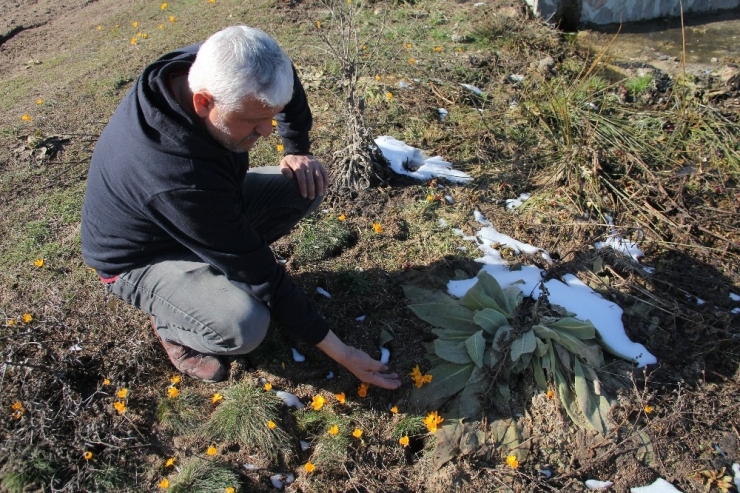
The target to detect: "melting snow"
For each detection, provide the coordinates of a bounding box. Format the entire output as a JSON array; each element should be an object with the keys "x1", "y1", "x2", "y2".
[
  {"x1": 291, "y1": 348, "x2": 306, "y2": 362},
  {"x1": 630, "y1": 478, "x2": 681, "y2": 493},
  {"x1": 505, "y1": 193, "x2": 531, "y2": 210},
  {"x1": 375, "y1": 136, "x2": 472, "y2": 183},
  {"x1": 447, "y1": 211, "x2": 657, "y2": 367}
]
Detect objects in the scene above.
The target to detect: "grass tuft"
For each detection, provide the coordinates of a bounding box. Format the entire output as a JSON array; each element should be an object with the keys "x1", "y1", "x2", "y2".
[
  {"x1": 0, "y1": 450, "x2": 56, "y2": 493},
  {"x1": 165, "y1": 457, "x2": 241, "y2": 493},
  {"x1": 199, "y1": 382, "x2": 290, "y2": 463},
  {"x1": 291, "y1": 214, "x2": 356, "y2": 264},
  {"x1": 296, "y1": 411, "x2": 353, "y2": 470},
  {"x1": 393, "y1": 415, "x2": 426, "y2": 439},
  {"x1": 156, "y1": 390, "x2": 203, "y2": 436}
]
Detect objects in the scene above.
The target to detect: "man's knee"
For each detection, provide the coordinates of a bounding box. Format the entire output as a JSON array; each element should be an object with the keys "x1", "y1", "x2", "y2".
[{"x1": 227, "y1": 301, "x2": 270, "y2": 354}]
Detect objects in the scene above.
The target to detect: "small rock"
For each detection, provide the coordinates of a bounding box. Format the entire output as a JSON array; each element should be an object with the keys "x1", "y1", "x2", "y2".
[
  {"x1": 450, "y1": 32, "x2": 472, "y2": 43},
  {"x1": 536, "y1": 55, "x2": 555, "y2": 73}
]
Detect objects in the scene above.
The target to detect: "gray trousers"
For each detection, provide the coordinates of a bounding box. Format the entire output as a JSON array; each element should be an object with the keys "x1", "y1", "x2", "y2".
[{"x1": 107, "y1": 166, "x2": 322, "y2": 355}]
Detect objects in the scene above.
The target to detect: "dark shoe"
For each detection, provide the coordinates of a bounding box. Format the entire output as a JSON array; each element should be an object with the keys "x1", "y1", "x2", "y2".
[{"x1": 150, "y1": 316, "x2": 227, "y2": 382}]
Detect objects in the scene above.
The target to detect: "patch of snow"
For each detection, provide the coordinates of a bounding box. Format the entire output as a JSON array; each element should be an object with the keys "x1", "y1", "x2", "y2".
[
  {"x1": 291, "y1": 348, "x2": 306, "y2": 362},
  {"x1": 380, "y1": 347, "x2": 390, "y2": 365},
  {"x1": 538, "y1": 468, "x2": 553, "y2": 479},
  {"x1": 376, "y1": 136, "x2": 472, "y2": 183},
  {"x1": 270, "y1": 475, "x2": 284, "y2": 489},
  {"x1": 585, "y1": 479, "x2": 614, "y2": 490},
  {"x1": 326, "y1": 371, "x2": 334, "y2": 379},
  {"x1": 444, "y1": 195, "x2": 455, "y2": 205},
  {"x1": 68, "y1": 343, "x2": 82, "y2": 352},
  {"x1": 438, "y1": 108, "x2": 448, "y2": 121},
  {"x1": 285, "y1": 473, "x2": 295, "y2": 485},
  {"x1": 276, "y1": 391, "x2": 305, "y2": 408},
  {"x1": 595, "y1": 235, "x2": 644, "y2": 261},
  {"x1": 243, "y1": 463, "x2": 260, "y2": 470},
  {"x1": 300, "y1": 440, "x2": 311, "y2": 451},
  {"x1": 356, "y1": 315, "x2": 366, "y2": 321},
  {"x1": 460, "y1": 83, "x2": 483, "y2": 95},
  {"x1": 505, "y1": 193, "x2": 531, "y2": 210},
  {"x1": 629, "y1": 478, "x2": 681, "y2": 493},
  {"x1": 732, "y1": 463, "x2": 740, "y2": 490},
  {"x1": 438, "y1": 218, "x2": 449, "y2": 228},
  {"x1": 732, "y1": 307, "x2": 740, "y2": 314},
  {"x1": 506, "y1": 74, "x2": 525, "y2": 83},
  {"x1": 447, "y1": 211, "x2": 657, "y2": 367},
  {"x1": 316, "y1": 286, "x2": 332, "y2": 298},
  {"x1": 473, "y1": 210, "x2": 491, "y2": 225},
  {"x1": 729, "y1": 292, "x2": 740, "y2": 301}
]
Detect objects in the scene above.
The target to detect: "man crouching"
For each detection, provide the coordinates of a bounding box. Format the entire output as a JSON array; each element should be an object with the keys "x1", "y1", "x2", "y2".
[{"x1": 81, "y1": 26, "x2": 400, "y2": 389}]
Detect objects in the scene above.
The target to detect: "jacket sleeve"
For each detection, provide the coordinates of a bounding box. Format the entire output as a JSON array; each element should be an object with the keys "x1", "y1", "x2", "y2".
[
  {"x1": 275, "y1": 66, "x2": 312, "y2": 154},
  {"x1": 145, "y1": 186, "x2": 330, "y2": 345}
]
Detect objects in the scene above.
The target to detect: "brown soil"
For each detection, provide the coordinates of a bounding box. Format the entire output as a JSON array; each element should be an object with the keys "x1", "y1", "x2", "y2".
[{"x1": 1, "y1": 1, "x2": 739, "y2": 492}]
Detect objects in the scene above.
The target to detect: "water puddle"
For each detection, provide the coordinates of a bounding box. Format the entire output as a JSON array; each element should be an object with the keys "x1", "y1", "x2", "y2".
[{"x1": 576, "y1": 9, "x2": 740, "y2": 75}]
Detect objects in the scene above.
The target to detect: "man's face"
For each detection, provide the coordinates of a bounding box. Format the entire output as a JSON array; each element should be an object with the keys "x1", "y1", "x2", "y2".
[{"x1": 204, "y1": 97, "x2": 283, "y2": 154}]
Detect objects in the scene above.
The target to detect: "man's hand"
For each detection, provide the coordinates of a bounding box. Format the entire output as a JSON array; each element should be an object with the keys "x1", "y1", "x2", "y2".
[
  {"x1": 279, "y1": 154, "x2": 329, "y2": 200},
  {"x1": 316, "y1": 330, "x2": 401, "y2": 390}
]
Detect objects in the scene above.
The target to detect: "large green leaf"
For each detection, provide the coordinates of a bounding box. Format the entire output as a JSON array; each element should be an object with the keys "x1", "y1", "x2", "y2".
[
  {"x1": 457, "y1": 367, "x2": 489, "y2": 420},
  {"x1": 475, "y1": 270, "x2": 512, "y2": 316},
  {"x1": 408, "y1": 303, "x2": 480, "y2": 332},
  {"x1": 554, "y1": 332, "x2": 603, "y2": 369},
  {"x1": 410, "y1": 363, "x2": 475, "y2": 411},
  {"x1": 465, "y1": 331, "x2": 486, "y2": 368},
  {"x1": 511, "y1": 351, "x2": 532, "y2": 374},
  {"x1": 460, "y1": 281, "x2": 510, "y2": 317},
  {"x1": 553, "y1": 341, "x2": 573, "y2": 373},
  {"x1": 547, "y1": 317, "x2": 597, "y2": 340},
  {"x1": 473, "y1": 308, "x2": 509, "y2": 334},
  {"x1": 484, "y1": 347, "x2": 499, "y2": 368},
  {"x1": 432, "y1": 327, "x2": 480, "y2": 341},
  {"x1": 402, "y1": 285, "x2": 457, "y2": 304},
  {"x1": 531, "y1": 357, "x2": 549, "y2": 391},
  {"x1": 554, "y1": 366, "x2": 592, "y2": 431},
  {"x1": 532, "y1": 324, "x2": 562, "y2": 342},
  {"x1": 534, "y1": 337, "x2": 549, "y2": 357},
  {"x1": 492, "y1": 325, "x2": 513, "y2": 351},
  {"x1": 574, "y1": 359, "x2": 609, "y2": 434},
  {"x1": 510, "y1": 329, "x2": 537, "y2": 362},
  {"x1": 434, "y1": 339, "x2": 473, "y2": 364},
  {"x1": 503, "y1": 285, "x2": 524, "y2": 314}
]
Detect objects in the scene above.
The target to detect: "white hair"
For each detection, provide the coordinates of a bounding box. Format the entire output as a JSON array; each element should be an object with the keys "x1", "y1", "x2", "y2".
[{"x1": 188, "y1": 26, "x2": 294, "y2": 112}]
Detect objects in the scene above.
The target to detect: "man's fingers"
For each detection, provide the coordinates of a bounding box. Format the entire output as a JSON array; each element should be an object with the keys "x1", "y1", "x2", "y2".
[
  {"x1": 313, "y1": 167, "x2": 326, "y2": 196},
  {"x1": 304, "y1": 168, "x2": 316, "y2": 200},
  {"x1": 280, "y1": 166, "x2": 293, "y2": 179},
  {"x1": 370, "y1": 373, "x2": 401, "y2": 389}
]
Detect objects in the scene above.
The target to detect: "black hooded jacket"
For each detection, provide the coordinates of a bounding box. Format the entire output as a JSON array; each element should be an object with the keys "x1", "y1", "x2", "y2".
[{"x1": 81, "y1": 43, "x2": 329, "y2": 345}]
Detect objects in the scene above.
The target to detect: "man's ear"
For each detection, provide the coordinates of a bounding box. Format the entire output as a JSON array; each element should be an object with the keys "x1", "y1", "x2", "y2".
[{"x1": 192, "y1": 91, "x2": 215, "y2": 118}]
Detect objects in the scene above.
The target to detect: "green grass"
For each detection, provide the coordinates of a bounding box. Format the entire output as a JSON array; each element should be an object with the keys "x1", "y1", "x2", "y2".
[
  {"x1": 164, "y1": 457, "x2": 242, "y2": 493},
  {"x1": 295, "y1": 410, "x2": 354, "y2": 470},
  {"x1": 623, "y1": 74, "x2": 653, "y2": 96},
  {"x1": 200, "y1": 382, "x2": 291, "y2": 463},
  {"x1": 393, "y1": 415, "x2": 426, "y2": 439},
  {"x1": 156, "y1": 390, "x2": 204, "y2": 436},
  {"x1": 290, "y1": 214, "x2": 356, "y2": 264},
  {"x1": 0, "y1": 450, "x2": 57, "y2": 493}
]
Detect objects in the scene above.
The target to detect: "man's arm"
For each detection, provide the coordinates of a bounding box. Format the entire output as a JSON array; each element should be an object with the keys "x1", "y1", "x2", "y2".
[{"x1": 316, "y1": 330, "x2": 401, "y2": 389}]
